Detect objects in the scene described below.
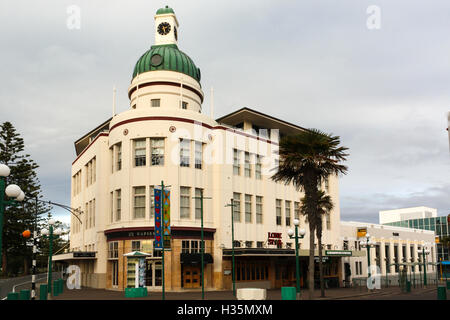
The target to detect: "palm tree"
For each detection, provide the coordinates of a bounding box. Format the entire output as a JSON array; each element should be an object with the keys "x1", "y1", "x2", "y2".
[
  {"x1": 302, "y1": 190, "x2": 334, "y2": 298},
  {"x1": 272, "y1": 129, "x2": 348, "y2": 299}
]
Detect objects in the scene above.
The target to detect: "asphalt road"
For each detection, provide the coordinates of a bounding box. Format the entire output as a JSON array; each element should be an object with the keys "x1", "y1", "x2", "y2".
[{"x1": 0, "y1": 272, "x2": 62, "y2": 299}]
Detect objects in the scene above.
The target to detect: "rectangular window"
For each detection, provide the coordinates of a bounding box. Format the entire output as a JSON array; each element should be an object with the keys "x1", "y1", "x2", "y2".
[
  {"x1": 244, "y1": 152, "x2": 251, "y2": 177},
  {"x1": 233, "y1": 149, "x2": 240, "y2": 175},
  {"x1": 180, "y1": 139, "x2": 190, "y2": 167},
  {"x1": 276, "y1": 199, "x2": 282, "y2": 225},
  {"x1": 92, "y1": 199, "x2": 95, "y2": 227},
  {"x1": 182, "y1": 240, "x2": 190, "y2": 253},
  {"x1": 149, "y1": 186, "x2": 154, "y2": 218},
  {"x1": 133, "y1": 186, "x2": 146, "y2": 219},
  {"x1": 115, "y1": 189, "x2": 121, "y2": 221},
  {"x1": 285, "y1": 201, "x2": 291, "y2": 226},
  {"x1": 195, "y1": 141, "x2": 202, "y2": 169},
  {"x1": 132, "y1": 241, "x2": 141, "y2": 252},
  {"x1": 233, "y1": 240, "x2": 241, "y2": 248},
  {"x1": 245, "y1": 194, "x2": 252, "y2": 223},
  {"x1": 151, "y1": 99, "x2": 160, "y2": 107},
  {"x1": 195, "y1": 188, "x2": 202, "y2": 220},
  {"x1": 181, "y1": 101, "x2": 188, "y2": 109},
  {"x1": 134, "y1": 139, "x2": 146, "y2": 167},
  {"x1": 180, "y1": 187, "x2": 190, "y2": 219},
  {"x1": 294, "y1": 202, "x2": 300, "y2": 220},
  {"x1": 151, "y1": 138, "x2": 164, "y2": 166},
  {"x1": 256, "y1": 196, "x2": 263, "y2": 224},
  {"x1": 109, "y1": 241, "x2": 119, "y2": 259},
  {"x1": 116, "y1": 143, "x2": 122, "y2": 171},
  {"x1": 255, "y1": 155, "x2": 262, "y2": 179},
  {"x1": 245, "y1": 241, "x2": 253, "y2": 248},
  {"x1": 110, "y1": 192, "x2": 114, "y2": 223},
  {"x1": 257, "y1": 241, "x2": 264, "y2": 248},
  {"x1": 191, "y1": 240, "x2": 199, "y2": 253},
  {"x1": 343, "y1": 240, "x2": 348, "y2": 250},
  {"x1": 233, "y1": 193, "x2": 241, "y2": 222}
]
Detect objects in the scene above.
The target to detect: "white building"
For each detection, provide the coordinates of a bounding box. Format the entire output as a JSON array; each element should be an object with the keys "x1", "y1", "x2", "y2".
[
  {"x1": 55, "y1": 6, "x2": 346, "y2": 291},
  {"x1": 379, "y1": 207, "x2": 437, "y2": 225},
  {"x1": 340, "y1": 221, "x2": 437, "y2": 286}
]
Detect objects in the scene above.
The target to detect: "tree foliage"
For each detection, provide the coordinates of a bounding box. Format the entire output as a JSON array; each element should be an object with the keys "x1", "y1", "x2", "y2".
[
  {"x1": 0, "y1": 121, "x2": 51, "y2": 276},
  {"x1": 272, "y1": 128, "x2": 348, "y2": 299}
]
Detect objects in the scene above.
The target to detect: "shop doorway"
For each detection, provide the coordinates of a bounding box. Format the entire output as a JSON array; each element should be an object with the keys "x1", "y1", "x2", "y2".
[
  {"x1": 183, "y1": 265, "x2": 201, "y2": 288},
  {"x1": 145, "y1": 260, "x2": 162, "y2": 288}
]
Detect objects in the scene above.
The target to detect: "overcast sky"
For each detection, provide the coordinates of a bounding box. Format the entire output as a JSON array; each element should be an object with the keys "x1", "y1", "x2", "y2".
[{"x1": 1, "y1": 0, "x2": 449, "y2": 226}]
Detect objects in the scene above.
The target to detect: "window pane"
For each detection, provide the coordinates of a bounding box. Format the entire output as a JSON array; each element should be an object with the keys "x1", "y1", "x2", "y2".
[
  {"x1": 256, "y1": 196, "x2": 263, "y2": 224},
  {"x1": 180, "y1": 139, "x2": 190, "y2": 167},
  {"x1": 134, "y1": 139, "x2": 146, "y2": 166},
  {"x1": 195, "y1": 141, "x2": 202, "y2": 169},
  {"x1": 180, "y1": 187, "x2": 190, "y2": 218},
  {"x1": 245, "y1": 194, "x2": 252, "y2": 223},
  {"x1": 151, "y1": 138, "x2": 164, "y2": 166},
  {"x1": 195, "y1": 188, "x2": 202, "y2": 219},
  {"x1": 233, "y1": 193, "x2": 241, "y2": 222}
]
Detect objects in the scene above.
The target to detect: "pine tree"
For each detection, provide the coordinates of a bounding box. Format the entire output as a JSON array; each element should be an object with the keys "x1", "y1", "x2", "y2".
[{"x1": 0, "y1": 122, "x2": 50, "y2": 276}]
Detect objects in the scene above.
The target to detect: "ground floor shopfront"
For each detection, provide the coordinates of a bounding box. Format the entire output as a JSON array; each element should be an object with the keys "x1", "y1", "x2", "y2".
[
  {"x1": 60, "y1": 226, "x2": 354, "y2": 291},
  {"x1": 221, "y1": 249, "x2": 344, "y2": 290}
]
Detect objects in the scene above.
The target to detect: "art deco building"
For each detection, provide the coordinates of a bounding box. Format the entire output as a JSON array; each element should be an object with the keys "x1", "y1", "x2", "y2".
[{"x1": 56, "y1": 6, "x2": 345, "y2": 291}]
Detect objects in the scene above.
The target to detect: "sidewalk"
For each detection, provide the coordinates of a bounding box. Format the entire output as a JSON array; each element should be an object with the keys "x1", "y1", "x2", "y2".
[{"x1": 51, "y1": 286, "x2": 424, "y2": 300}]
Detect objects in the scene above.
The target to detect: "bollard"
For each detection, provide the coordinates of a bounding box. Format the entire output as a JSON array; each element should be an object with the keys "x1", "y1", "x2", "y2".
[
  {"x1": 437, "y1": 285, "x2": 446, "y2": 300},
  {"x1": 60, "y1": 279, "x2": 64, "y2": 294},
  {"x1": 39, "y1": 284, "x2": 48, "y2": 300},
  {"x1": 53, "y1": 280, "x2": 59, "y2": 297},
  {"x1": 406, "y1": 281, "x2": 411, "y2": 293},
  {"x1": 281, "y1": 287, "x2": 297, "y2": 300},
  {"x1": 19, "y1": 289, "x2": 31, "y2": 300},
  {"x1": 7, "y1": 292, "x2": 19, "y2": 300}
]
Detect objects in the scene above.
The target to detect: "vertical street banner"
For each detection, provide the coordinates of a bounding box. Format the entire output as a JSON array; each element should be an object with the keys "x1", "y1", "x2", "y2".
[
  {"x1": 163, "y1": 190, "x2": 171, "y2": 248},
  {"x1": 154, "y1": 188, "x2": 162, "y2": 249}
]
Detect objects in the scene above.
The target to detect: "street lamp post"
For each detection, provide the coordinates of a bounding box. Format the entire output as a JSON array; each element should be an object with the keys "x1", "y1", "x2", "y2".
[
  {"x1": 225, "y1": 199, "x2": 237, "y2": 296},
  {"x1": 192, "y1": 190, "x2": 211, "y2": 300},
  {"x1": 360, "y1": 234, "x2": 376, "y2": 281},
  {"x1": 287, "y1": 219, "x2": 306, "y2": 297},
  {"x1": 0, "y1": 164, "x2": 25, "y2": 273},
  {"x1": 41, "y1": 219, "x2": 62, "y2": 299},
  {"x1": 418, "y1": 247, "x2": 430, "y2": 287}
]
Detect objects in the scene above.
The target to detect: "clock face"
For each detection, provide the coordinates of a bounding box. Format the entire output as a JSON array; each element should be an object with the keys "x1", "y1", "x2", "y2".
[
  {"x1": 157, "y1": 22, "x2": 171, "y2": 35},
  {"x1": 174, "y1": 26, "x2": 178, "y2": 41}
]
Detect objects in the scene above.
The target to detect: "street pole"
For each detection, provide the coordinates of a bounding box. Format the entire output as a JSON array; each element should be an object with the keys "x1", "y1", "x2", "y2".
[
  {"x1": 294, "y1": 225, "x2": 300, "y2": 294},
  {"x1": 47, "y1": 223, "x2": 53, "y2": 298},
  {"x1": 225, "y1": 199, "x2": 236, "y2": 296},
  {"x1": 161, "y1": 180, "x2": 165, "y2": 301},
  {"x1": 0, "y1": 177, "x2": 4, "y2": 273},
  {"x1": 367, "y1": 245, "x2": 371, "y2": 279},
  {"x1": 192, "y1": 191, "x2": 212, "y2": 300},
  {"x1": 31, "y1": 196, "x2": 38, "y2": 300},
  {"x1": 423, "y1": 248, "x2": 427, "y2": 287},
  {"x1": 200, "y1": 190, "x2": 204, "y2": 300}
]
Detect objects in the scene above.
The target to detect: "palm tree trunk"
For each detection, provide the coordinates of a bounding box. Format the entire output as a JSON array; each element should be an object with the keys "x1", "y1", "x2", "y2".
[
  {"x1": 318, "y1": 232, "x2": 325, "y2": 297},
  {"x1": 308, "y1": 224, "x2": 315, "y2": 300}
]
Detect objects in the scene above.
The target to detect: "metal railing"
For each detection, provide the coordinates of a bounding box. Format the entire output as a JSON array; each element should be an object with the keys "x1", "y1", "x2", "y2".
[{"x1": 0, "y1": 271, "x2": 62, "y2": 299}]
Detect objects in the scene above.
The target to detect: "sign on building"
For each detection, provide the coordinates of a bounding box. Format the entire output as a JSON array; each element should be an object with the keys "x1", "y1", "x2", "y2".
[
  {"x1": 357, "y1": 228, "x2": 367, "y2": 238},
  {"x1": 154, "y1": 188, "x2": 163, "y2": 249}
]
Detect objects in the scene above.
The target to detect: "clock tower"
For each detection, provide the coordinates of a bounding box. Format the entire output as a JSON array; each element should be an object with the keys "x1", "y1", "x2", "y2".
[{"x1": 154, "y1": 6, "x2": 179, "y2": 46}]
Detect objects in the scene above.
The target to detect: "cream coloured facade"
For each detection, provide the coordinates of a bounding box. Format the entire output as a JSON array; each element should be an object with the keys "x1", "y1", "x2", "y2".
[
  {"x1": 61, "y1": 6, "x2": 346, "y2": 291},
  {"x1": 340, "y1": 221, "x2": 437, "y2": 286}
]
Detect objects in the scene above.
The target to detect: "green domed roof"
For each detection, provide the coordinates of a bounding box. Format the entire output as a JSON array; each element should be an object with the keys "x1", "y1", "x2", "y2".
[
  {"x1": 132, "y1": 44, "x2": 201, "y2": 83},
  {"x1": 156, "y1": 6, "x2": 175, "y2": 15}
]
